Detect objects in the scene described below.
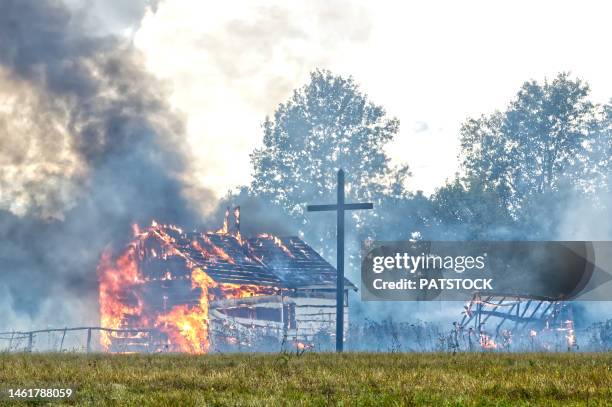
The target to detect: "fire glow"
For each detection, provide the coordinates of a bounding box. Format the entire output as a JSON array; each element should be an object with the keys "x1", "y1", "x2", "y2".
[{"x1": 97, "y1": 217, "x2": 280, "y2": 353}]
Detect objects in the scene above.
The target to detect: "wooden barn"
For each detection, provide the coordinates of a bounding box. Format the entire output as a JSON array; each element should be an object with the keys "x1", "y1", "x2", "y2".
[{"x1": 101, "y1": 208, "x2": 356, "y2": 353}]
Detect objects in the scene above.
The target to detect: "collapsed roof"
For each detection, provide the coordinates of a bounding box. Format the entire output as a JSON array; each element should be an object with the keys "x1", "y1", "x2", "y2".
[{"x1": 146, "y1": 222, "x2": 356, "y2": 291}]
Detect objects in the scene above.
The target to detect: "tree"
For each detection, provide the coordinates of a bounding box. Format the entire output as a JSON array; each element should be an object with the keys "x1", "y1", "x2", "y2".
[
  {"x1": 460, "y1": 73, "x2": 597, "y2": 214},
  {"x1": 592, "y1": 101, "x2": 612, "y2": 192},
  {"x1": 250, "y1": 69, "x2": 408, "y2": 217},
  {"x1": 248, "y1": 69, "x2": 415, "y2": 265},
  {"x1": 429, "y1": 177, "x2": 516, "y2": 240}
]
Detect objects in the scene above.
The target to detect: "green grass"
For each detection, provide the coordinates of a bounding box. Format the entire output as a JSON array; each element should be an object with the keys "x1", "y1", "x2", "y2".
[{"x1": 0, "y1": 352, "x2": 611, "y2": 406}]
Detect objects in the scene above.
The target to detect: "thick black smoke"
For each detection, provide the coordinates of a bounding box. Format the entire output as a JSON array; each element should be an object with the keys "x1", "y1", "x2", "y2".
[{"x1": 0, "y1": 0, "x2": 212, "y2": 329}]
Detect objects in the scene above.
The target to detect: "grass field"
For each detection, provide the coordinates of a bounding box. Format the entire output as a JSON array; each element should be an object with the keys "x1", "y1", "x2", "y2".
[{"x1": 1, "y1": 352, "x2": 611, "y2": 406}]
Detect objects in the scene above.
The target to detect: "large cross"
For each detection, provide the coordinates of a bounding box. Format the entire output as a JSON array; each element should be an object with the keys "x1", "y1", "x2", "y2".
[{"x1": 307, "y1": 169, "x2": 373, "y2": 352}]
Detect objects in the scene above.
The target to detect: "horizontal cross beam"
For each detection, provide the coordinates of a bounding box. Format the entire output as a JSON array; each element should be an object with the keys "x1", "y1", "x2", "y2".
[{"x1": 307, "y1": 203, "x2": 373, "y2": 212}]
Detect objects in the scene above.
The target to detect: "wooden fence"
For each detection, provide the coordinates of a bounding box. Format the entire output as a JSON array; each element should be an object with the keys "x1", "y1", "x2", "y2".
[{"x1": 0, "y1": 327, "x2": 152, "y2": 353}]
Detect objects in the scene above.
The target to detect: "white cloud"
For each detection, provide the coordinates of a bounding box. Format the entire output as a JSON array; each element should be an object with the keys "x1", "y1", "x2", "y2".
[{"x1": 134, "y1": 0, "x2": 612, "y2": 196}]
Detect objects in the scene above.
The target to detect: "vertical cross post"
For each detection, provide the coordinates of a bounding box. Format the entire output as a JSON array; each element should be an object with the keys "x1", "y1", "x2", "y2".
[
  {"x1": 307, "y1": 169, "x2": 373, "y2": 352},
  {"x1": 336, "y1": 170, "x2": 345, "y2": 351}
]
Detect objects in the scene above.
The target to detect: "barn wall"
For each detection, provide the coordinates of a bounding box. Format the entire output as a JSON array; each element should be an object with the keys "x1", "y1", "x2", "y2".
[
  {"x1": 287, "y1": 289, "x2": 349, "y2": 344},
  {"x1": 209, "y1": 290, "x2": 351, "y2": 348}
]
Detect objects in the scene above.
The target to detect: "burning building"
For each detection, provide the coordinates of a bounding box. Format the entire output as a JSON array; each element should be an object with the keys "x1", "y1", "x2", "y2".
[{"x1": 98, "y1": 208, "x2": 356, "y2": 353}]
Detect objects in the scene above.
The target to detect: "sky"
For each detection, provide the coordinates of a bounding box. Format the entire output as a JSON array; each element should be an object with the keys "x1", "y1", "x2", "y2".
[
  {"x1": 18, "y1": 0, "x2": 612, "y2": 200},
  {"x1": 123, "y1": 0, "x2": 612, "y2": 198}
]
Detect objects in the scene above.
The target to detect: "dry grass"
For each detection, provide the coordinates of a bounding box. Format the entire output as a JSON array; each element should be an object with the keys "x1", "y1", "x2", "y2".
[{"x1": 0, "y1": 352, "x2": 611, "y2": 406}]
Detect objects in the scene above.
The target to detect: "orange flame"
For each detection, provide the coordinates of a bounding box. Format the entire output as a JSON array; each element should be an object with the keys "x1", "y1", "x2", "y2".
[
  {"x1": 562, "y1": 320, "x2": 577, "y2": 349},
  {"x1": 479, "y1": 334, "x2": 497, "y2": 350},
  {"x1": 257, "y1": 233, "x2": 295, "y2": 258},
  {"x1": 98, "y1": 221, "x2": 277, "y2": 353},
  {"x1": 154, "y1": 269, "x2": 213, "y2": 353},
  {"x1": 97, "y1": 242, "x2": 144, "y2": 350},
  {"x1": 217, "y1": 207, "x2": 230, "y2": 234}
]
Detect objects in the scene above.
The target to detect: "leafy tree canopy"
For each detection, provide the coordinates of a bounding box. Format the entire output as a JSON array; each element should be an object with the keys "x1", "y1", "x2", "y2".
[
  {"x1": 459, "y1": 73, "x2": 598, "y2": 213},
  {"x1": 250, "y1": 69, "x2": 409, "y2": 218}
]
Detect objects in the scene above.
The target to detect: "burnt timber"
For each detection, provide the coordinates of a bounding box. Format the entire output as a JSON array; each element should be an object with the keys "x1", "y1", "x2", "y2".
[
  {"x1": 459, "y1": 292, "x2": 578, "y2": 350},
  {"x1": 107, "y1": 208, "x2": 357, "y2": 352}
]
